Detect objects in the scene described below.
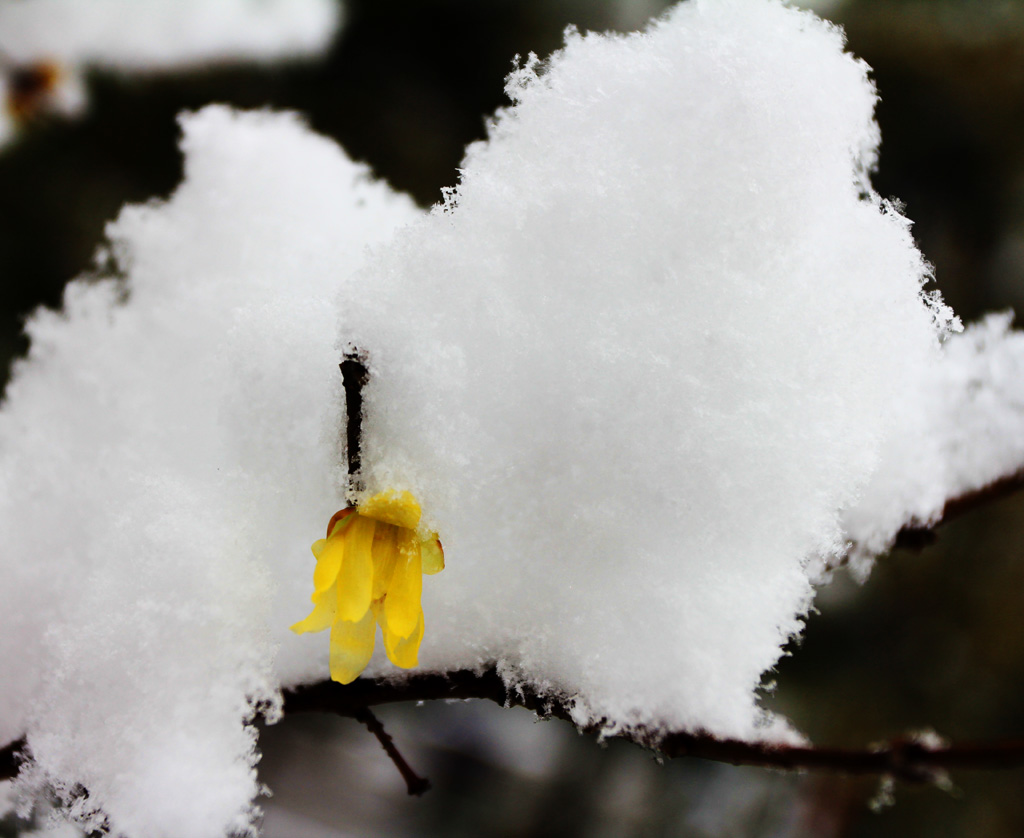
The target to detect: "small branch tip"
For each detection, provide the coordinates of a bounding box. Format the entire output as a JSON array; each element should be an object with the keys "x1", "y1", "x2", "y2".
[{"x1": 353, "y1": 707, "x2": 431, "y2": 797}]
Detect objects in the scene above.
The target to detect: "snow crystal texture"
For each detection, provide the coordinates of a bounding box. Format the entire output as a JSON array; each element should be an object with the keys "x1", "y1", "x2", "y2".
[
  {"x1": 843, "y1": 313, "x2": 1024, "y2": 565},
  {"x1": 340, "y1": 0, "x2": 948, "y2": 738},
  {"x1": 0, "y1": 108, "x2": 417, "y2": 838}
]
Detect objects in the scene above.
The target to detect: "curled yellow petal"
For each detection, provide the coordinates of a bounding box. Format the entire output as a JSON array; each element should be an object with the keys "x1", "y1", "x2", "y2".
[
  {"x1": 291, "y1": 587, "x2": 337, "y2": 635},
  {"x1": 336, "y1": 515, "x2": 374, "y2": 622},
  {"x1": 312, "y1": 534, "x2": 347, "y2": 596},
  {"x1": 358, "y1": 489, "x2": 421, "y2": 530},
  {"x1": 382, "y1": 607, "x2": 424, "y2": 669},
  {"x1": 383, "y1": 529, "x2": 422, "y2": 638},
  {"x1": 329, "y1": 609, "x2": 377, "y2": 685},
  {"x1": 421, "y1": 536, "x2": 444, "y2": 575}
]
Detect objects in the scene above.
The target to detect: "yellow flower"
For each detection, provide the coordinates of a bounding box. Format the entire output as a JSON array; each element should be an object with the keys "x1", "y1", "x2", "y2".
[{"x1": 291, "y1": 489, "x2": 444, "y2": 684}]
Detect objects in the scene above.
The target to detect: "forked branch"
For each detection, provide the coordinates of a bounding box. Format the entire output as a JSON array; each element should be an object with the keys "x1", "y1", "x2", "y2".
[{"x1": 283, "y1": 667, "x2": 1024, "y2": 783}]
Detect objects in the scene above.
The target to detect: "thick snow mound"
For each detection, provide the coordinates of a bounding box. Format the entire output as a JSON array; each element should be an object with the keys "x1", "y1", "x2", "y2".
[
  {"x1": 0, "y1": 107, "x2": 418, "y2": 838},
  {"x1": 340, "y1": 0, "x2": 950, "y2": 738}
]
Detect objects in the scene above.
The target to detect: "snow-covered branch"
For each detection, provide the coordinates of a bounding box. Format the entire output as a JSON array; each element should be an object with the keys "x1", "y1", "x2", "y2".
[
  {"x1": 7, "y1": 432, "x2": 1024, "y2": 790},
  {"x1": 893, "y1": 467, "x2": 1024, "y2": 550}
]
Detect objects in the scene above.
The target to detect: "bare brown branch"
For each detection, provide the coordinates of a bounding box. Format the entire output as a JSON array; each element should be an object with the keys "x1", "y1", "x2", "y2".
[{"x1": 282, "y1": 666, "x2": 1024, "y2": 782}]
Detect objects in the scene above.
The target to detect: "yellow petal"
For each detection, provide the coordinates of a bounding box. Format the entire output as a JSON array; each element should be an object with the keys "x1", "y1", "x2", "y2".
[
  {"x1": 371, "y1": 524, "x2": 401, "y2": 601},
  {"x1": 420, "y1": 536, "x2": 444, "y2": 575},
  {"x1": 311, "y1": 538, "x2": 327, "y2": 560},
  {"x1": 329, "y1": 609, "x2": 377, "y2": 684},
  {"x1": 382, "y1": 607, "x2": 424, "y2": 669},
  {"x1": 336, "y1": 515, "x2": 375, "y2": 622},
  {"x1": 312, "y1": 534, "x2": 345, "y2": 596},
  {"x1": 358, "y1": 489, "x2": 421, "y2": 530},
  {"x1": 290, "y1": 587, "x2": 337, "y2": 635},
  {"x1": 383, "y1": 530, "x2": 422, "y2": 638}
]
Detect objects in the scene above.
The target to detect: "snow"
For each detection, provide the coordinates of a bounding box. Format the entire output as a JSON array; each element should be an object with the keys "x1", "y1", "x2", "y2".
[
  {"x1": 339, "y1": 0, "x2": 948, "y2": 738},
  {"x1": 0, "y1": 0, "x2": 340, "y2": 70},
  {"x1": 1, "y1": 0, "x2": 1024, "y2": 835},
  {"x1": 937, "y1": 315, "x2": 1024, "y2": 497},
  {"x1": 842, "y1": 313, "x2": 1024, "y2": 569},
  {"x1": 0, "y1": 0, "x2": 339, "y2": 149},
  {"x1": 0, "y1": 107, "x2": 418, "y2": 837}
]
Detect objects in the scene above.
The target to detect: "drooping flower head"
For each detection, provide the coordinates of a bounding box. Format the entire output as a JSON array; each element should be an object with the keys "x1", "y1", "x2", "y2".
[{"x1": 292, "y1": 489, "x2": 444, "y2": 684}]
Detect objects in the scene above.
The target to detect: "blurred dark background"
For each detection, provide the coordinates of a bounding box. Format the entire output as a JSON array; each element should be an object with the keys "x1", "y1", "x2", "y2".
[{"x1": 3, "y1": 1, "x2": 1024, "y2": 836}]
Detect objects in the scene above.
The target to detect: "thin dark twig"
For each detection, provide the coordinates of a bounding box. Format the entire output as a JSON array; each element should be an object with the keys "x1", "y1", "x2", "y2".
[
  {"x1": 284, "y1": 667, "x2": 1024, "y2": 782},
  {"x1": 352, "y1": 707, "x2": 431, "y2": 796},
  {"x1": 0, "y1": 736, "x2": 27, "y2": 782},
  {"x1": 339, "y1": 350, "x2": 369, "y2": 504}
]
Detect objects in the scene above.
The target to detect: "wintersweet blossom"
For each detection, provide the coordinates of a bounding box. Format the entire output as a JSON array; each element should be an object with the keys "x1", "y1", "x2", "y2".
[
  {"x1": 292, "y1": 489, "x2": 444, "y2": 683},
  {"x1": 6, "y1": 62, "x2": 62, "y2": 121},
  {"x1": 0, "y1": 0, "x2": 339, "y2": 150},
  {"x1": 0, "y1": 60, "x2": 85, "y2": 145}
]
